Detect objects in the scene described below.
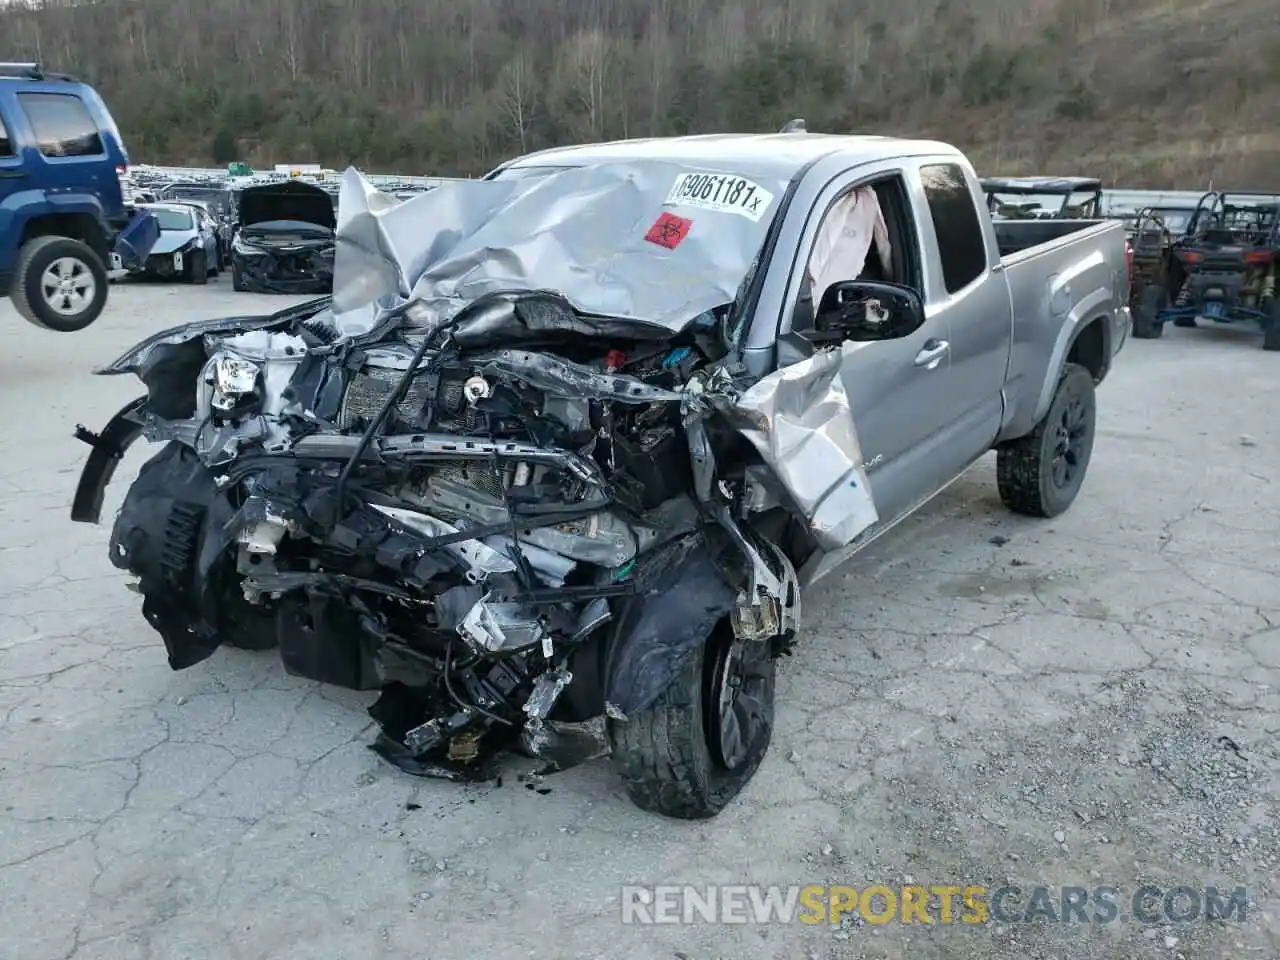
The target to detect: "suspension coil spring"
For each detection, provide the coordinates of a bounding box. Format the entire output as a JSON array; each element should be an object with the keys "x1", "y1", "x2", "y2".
[{"x1": 1175, "y1": 279, "x2": 1192, "y2": 306}]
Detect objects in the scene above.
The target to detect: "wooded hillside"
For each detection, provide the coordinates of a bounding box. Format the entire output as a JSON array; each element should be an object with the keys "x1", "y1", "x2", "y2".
[{"x1": 3, "y1": 0, "x2": 1278, "y2": 186}]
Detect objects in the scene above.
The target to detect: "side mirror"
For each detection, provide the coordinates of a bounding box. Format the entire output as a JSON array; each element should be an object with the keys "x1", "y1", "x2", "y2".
[{"x1": 811, "y1": 281, "x2": 925, "y2": 343}]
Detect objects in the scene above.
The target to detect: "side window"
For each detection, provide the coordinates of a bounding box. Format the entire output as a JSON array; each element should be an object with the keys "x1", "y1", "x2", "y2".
[
  {"x1": 920, "y1": 163, "x2": 987, "y2": 294},
  {"x1": 805, "y1": 175, "x2": 919, "y2": 299},
  {"x1": 0, "y1": 111, "x2": 13, "y2": 157},
  {"x1": 16, "y1": 93, "x2": 104, "y2": 158},
  {"x1": 794, "y1": 174, "x2": 924, "y2": 341}
]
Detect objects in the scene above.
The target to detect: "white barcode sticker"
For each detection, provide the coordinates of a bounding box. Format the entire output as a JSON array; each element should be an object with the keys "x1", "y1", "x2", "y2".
[{"x1": 665, "y1": 173, "x2": 775, "y2": 222}]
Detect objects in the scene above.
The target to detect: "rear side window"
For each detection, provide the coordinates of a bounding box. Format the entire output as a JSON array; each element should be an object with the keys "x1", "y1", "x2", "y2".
[
  {"x1": 920, "y1": 163, "x2": 987, "y2": 294},
  {"x1": 0, "y1": 112, "x2": 12, "y2": 156},
  {"x1": 16, "y1": 92, "x2": 104, "y2": 158}
]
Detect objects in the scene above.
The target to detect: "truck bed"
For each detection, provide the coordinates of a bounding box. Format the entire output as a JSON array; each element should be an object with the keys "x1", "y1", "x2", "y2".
[
  {"x1": 993, "y1": 218, "x2": 1110, "y2": 260},
  {"x1": 995, "y1": 215, "x2": 1130, "y2": 443}
]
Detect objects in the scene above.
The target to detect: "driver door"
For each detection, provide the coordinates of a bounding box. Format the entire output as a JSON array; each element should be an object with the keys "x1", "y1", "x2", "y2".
[{"x1": 786, "y1": 170, "x2": 956, "y2": 549}]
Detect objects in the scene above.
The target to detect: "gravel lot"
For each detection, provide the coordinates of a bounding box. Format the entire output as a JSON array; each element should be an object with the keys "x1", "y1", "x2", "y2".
[{"x1": 1, "y1": 277, "x2": 1277, "y2": 960}]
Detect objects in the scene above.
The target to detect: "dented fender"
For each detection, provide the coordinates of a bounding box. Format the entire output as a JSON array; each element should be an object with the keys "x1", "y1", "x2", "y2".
[
  {"x1": 71, "y1": 396, "x2": 150, "y2": 524},
  {"x1": 600, "y1": 534, "x2": 740, "y2": 719}
]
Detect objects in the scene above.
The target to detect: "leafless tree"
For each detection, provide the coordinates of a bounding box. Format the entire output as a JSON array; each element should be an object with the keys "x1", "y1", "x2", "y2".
[
  {"x1": 497, "y1": 53, "x2": 538, "y2": 153},
  {"x1": 0, "y1": 0, "x2": 1272, "y2": 187}
]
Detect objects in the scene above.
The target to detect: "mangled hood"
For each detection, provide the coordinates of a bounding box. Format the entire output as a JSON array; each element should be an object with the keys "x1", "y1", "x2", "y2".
[
  {"x1": 330, "y1": 162, "x2": 789, "y2": 336},
  {"x1": 238, "y1": 181, "x2": 337, "y2": 232}
]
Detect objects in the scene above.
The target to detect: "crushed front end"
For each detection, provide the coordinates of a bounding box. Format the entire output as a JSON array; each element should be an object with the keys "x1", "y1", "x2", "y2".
[
  {"x1": 231, "y1": 180, "x2": 336, "y2": 295},
  {"x1": 71, "y1": 164, "x2": 879, "y2": 790},
  {"x1": 231, "y1": 232, "x2": 335, "y2": 294}
]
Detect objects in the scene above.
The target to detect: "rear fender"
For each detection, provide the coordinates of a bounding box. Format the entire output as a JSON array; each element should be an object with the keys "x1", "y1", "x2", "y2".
[{"x1": 1030, "y1": 285, "x2": 1113, "y2": 425}]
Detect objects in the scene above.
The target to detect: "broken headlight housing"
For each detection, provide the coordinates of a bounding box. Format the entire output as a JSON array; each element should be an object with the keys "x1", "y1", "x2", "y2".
[{"x1": 209, "y1": 353, "x2": 262, "y2": 416}]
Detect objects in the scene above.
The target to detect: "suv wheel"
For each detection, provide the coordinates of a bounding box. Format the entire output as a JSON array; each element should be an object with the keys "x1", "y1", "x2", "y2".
[
  {"x1": 11, "y1": 236, "x2": 109, "y2": 332},
  {"x1": 608, "y1": 621, "x2": 776, "y2": 819},
  {"x1": 996, "y1": 362, "x2": 1097, "y2": 518}
]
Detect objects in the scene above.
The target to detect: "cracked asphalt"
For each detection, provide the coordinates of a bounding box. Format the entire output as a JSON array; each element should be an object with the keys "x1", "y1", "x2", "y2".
[{"x1": 1, "y1": 279, "x2": 1277, "y2": 960}]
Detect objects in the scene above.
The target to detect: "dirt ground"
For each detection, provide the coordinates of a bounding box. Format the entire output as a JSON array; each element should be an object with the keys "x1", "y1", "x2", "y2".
[{"x1": 0, "y1": 278, "x2": 1276, "y2": 959}]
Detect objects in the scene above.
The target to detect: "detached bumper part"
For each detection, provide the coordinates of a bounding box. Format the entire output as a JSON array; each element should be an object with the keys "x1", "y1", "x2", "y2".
[
  {"x1": 107, "y1": 442, "x2": 236, "y2": 670},
  {"x1": 113, "y1": 210, "x2": 160, "y2": 272},
  {"x1": 71, "y1": 397, "x2": 148, "y2": 524}
]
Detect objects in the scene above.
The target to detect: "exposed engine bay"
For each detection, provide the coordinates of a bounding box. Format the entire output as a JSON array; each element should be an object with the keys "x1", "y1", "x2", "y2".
[{"x1": 71, "y1": 164, "x2": 879, "y2": 791}]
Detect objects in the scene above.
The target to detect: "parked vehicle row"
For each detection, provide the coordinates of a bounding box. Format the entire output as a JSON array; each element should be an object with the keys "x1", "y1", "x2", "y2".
[
  {"x1": 1127, "y1": 190, "x2": 1279, "y2": 350},
  {"x1": 979, "y1": 173, "x2": 1280, "y2": 351}
]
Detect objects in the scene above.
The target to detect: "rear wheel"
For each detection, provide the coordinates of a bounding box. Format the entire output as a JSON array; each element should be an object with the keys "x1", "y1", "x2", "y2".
[
  {"x1": 232, "y1": 264, "x2": 247, "y2": 292},
  {"x1": 188, "y1": 250, "x2": 209, "y2": 285},
  {"x1": 997, "y1": 362, "x2": 1097, "y2": 518},
  {"x1": 609, "y1": 621, "x2": 776, "y2": 819},
  {"x1": 1263, "y1": 297, "x2": 1280, "y2": 352},
  {"x1": 10, "y1": 236, "x2": 109, "y2": 332},
  {"x1": 1131, "y1": 285, "x2": 1165, "y2": 339}
]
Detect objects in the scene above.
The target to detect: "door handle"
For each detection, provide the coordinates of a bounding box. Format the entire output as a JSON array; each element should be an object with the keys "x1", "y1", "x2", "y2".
[
  {"x1": 913, "y1": 338, "x2": 949, "y2": 369},
  {"x1": 0, "y1": 170, "x2": 28, "y2": 179}
]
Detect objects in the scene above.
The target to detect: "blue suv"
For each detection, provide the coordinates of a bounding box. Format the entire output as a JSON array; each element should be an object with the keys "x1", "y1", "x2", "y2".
[{"x1": 0, "y1": 62, "x2": 157, "y2": 331}]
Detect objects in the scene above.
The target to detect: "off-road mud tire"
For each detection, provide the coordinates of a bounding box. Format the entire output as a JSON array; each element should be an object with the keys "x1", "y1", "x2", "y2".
[
  {"x1": 608, "y1": 625, "x2": 775, "y2": 819},
  {"x1": 997, "y1": 362, "x2": 1097, "y2": 519},
  {"x1": 1130, "y1": 285, "x2": 1164, "y2": 339},
  {"x1": 188, "y1": 250, "x2": 209, "y2": 285},
  {"x1": 1262, "y1": 297, "x2": 1280, "y2": 352},
  {"x1": 11, "y1": 236, "x2": 109, "y2": 332}
]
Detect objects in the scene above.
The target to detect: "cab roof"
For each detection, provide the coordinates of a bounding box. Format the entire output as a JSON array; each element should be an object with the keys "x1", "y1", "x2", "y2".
[{"x1": 497, "y1": 133, "x2": 962, "y2": 181}]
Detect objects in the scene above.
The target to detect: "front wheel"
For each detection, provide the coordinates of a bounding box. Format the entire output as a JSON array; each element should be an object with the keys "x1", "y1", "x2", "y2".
[
  {"x1": 608, "y1": 621, "x2": 776, "y2": 819},
  {"x1": 10, "y1": 236, "x2": 109, "y2": 332},
  {"x1": 997, "y1": 362, "x2": 1097, "y2": 518}
]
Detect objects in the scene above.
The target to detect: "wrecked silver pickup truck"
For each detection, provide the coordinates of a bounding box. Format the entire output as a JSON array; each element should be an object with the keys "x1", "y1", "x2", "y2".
[{"x1": 70, "y1": 134, "x2": 1130, "y2": 819}]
